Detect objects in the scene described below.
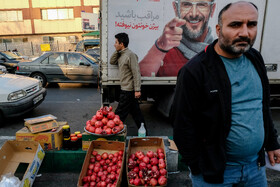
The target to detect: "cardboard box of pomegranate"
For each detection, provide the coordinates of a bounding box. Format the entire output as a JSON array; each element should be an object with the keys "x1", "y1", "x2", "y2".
[
  {"x1": 82, "y1": 125, "x2": 127, "y2": 151},
  {"x1": 16, "y1": 122, "x2": 66, "y2": 151},
  {"x1": 126, "y1": 137, "x2": 168, "y2": 187},
  {"x1": 0, "y1": 140, "x2": 45, "y2": 187},
  {"x1": 77, "y1": 140, "x2": 126, "y2": 187}
]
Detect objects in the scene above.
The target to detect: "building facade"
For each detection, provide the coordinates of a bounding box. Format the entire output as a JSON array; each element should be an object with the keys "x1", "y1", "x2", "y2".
[{"x1": 0, "y1": 0, "x2": 99, "y2": 46}]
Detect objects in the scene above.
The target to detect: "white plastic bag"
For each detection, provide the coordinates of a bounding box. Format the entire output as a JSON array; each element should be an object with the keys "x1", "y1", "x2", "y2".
[{"x1": 0, "y1": 173, "x2": 21, "y2": 187}]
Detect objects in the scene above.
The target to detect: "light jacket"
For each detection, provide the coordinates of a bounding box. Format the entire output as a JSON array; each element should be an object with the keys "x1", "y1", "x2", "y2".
[
  {"x1": 110, "y1": 48, "x2": 141, "y2": 91},
  {"x1": 172, "y1": 39, "x2": 280, "y2": 183}
]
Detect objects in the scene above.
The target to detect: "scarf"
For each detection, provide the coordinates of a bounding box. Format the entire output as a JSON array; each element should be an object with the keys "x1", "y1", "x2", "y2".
[{"x1": 177, "y1": 27, "x2": 214, "y2": 60}]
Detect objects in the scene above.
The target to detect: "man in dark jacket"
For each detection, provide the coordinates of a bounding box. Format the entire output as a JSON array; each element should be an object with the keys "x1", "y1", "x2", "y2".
[{"x1": 172, "y1": 1, "x2": 280, "y2": 186}]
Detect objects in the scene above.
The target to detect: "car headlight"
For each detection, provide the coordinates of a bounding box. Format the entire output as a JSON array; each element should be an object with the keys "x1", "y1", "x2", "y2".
[
  {"x1": 39, "y1": 81, "x2": 42, "y2": 89},
  {"x1": 8, "y1": 90, "x2": 27, "y2": 101}
]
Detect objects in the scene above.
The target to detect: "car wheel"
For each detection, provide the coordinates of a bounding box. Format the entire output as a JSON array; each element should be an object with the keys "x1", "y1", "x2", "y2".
[{"x1": 31, "y1": 73, "x2": 47, "y2": 87}]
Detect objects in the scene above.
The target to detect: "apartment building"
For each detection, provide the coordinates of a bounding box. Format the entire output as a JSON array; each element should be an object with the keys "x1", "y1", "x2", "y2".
[{"x1": 0, "y1": 0, "x2": 99, "y2": 45}]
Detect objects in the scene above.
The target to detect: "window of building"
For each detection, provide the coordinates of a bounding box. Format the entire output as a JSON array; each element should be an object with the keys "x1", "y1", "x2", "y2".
[
  {"x1": 0, "y1": 10, "x2": 23, "y2": 22},
  {"x1": 93, "y1": 8, "x2": 99, "y2": 14},
  {"x1": 42, "y1": 9, "x2": 74, "y2": 20}
]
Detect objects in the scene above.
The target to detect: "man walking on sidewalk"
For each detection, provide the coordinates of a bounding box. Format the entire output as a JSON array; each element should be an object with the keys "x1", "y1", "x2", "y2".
[{"x1": 110, "y1": 32, "x2": 146, "y2": 132}]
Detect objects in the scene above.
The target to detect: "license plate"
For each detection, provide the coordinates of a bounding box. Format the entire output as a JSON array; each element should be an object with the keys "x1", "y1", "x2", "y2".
[{"x1": 33, "y1": 94, "x2": 43, "y2": 104}]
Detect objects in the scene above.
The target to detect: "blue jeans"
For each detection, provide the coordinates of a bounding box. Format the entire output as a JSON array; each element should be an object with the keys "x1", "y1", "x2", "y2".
[{"x1": 190, "y1": 160, "x2": 267, "y2": 187}]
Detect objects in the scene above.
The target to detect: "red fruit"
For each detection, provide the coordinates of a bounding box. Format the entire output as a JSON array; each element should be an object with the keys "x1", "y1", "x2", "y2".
[
  {"x1": 112, "y1": 126, "x2": 120, "y2": 134},
  {"x1": 95, "y1": 162, "x2": 101, "y2": 167},
  {"x1": 151, "y1": 165, "x2": 158, "y2": 172},
  {"x1": 159, "y1": 158, "x2": 165, "y2": 163},
  {"x1": 150, "y1": 157, "x2": 159, "y2": 165},
  {"x1": 142, "y1": 156, "x2": 150, "y2": 164},
  {"x1": 86, "y1": 120, "x2": 91, "y2": 126},
  {"x1": 87, "y1": 169, "x2": 92, "y2": 176},
  {"x1": 103, "y1": 125, "x2": 108, "y2": 130},
  {"x1": 95, "y1": 121, "x2": 103, "y2": 128},
  {"x1": 94, "y1": 166, "x2": 100, "y2": 173},
  {"x1": 82, "y1": 176, "x2": 88, "y2": 183},
  {"x1": 90, "y1": 174, "x2": 96, "y2": 181},
  {"x1": 157, "y1": 148, "x2": 164, "y2": 154},
  {"x1": 107, "y1": 120, "x2": 115, "y2": 128},
  {"x1": 133, "y1": 167, "x2": 139, "y2": 173},
  {"x1": 117, "y1": 160, "x2": 122, "y2": 168},
  {"x1": 96, "y1": 154, "x2": 102, "y2": 161},
  {"x1": 158, "y1": 176, "x2": 167, "y2": 185},
  {"x1": 133, "y1": 178, "x2": 141, "y2": 186},
  {"x1": 108, "y1": 154, "x2": 114, "y2": 160},
  {"x1": 139, "y1": 162, "x2": 146, "y2": 170},
  {"x1": 101, "y1": 152, "x2": 108, "y2": 160},
  {"x1": 103, "y1": 165, "x2": 108, "y2": 171},
  {"x1": 95, "y1": 127, "x2": 102, "y2": 134},
  {"x1": 100, "y1": 159, "x2": 105, "y2": 166},
  {"x1": 158, "y1": 161, "x2": 166, "y2": 169},
  {"x1": 118, "y1": 123, "x2": 124, "y2": 130},
  {"x1": 90, "y1": 117, "x2": 97, "y2": 125},
  {"x1": 89, "y1": 126, "x2": 95, "y2": 133},
  {"x1": 147, "y1": 164, "x2": 152, "y2": 170},
  {"x1": 101, "y1": 117, "x2": 108, "y2": 125},
  {"x1": 129, "y1": 179, "x2": 134, "y2": 184},
  {"x1": 92, "y1": 150, "x2": 98, "y2": 156},
  {"x1": 135, "y1": 151, "x2": 145, "y2": 160},
  {"x1": 160, "y1": 168, "x2": 167, "y2": 176},
  {"x1": 130, "y1": 153, "x2": 136, "y2": 160},
  {"x1": 105, "y1": 128, "x2": 112, "y2": 134},
  {"x1": 150, "y1": 178, "x2": 158, "y2": 186},
  {"x1": 97, "y1": 171, "x2": 103, "y2": 177},
  {"x1": 100, "y1": 181, "x2": 106, "y2": 187},
  {"x1": 90, "y1": 157, "x2": 95, "y2": 163},
  {"x1": 90, "y1": 181, "x2": 96, "y2": 186},
  {"x1": 158, "y1": 152, "x2": 165, "y2": 159},
  {"x1": 86, "y1": 124, "x2": 91, "y2": 131},
  {"x1": 111, "y1": 165, "x2": 117, "y2": 172},
  {"x1": 96, "y1": 111, "x2": 103, "y2": 120},
  {"x1": 88, "y1": 163, "x2": 94, "y2": 170},
  {"x1": 146, "y1": 150, "x2": 154, "y2": 158},
  {"x1": 113, "y1": 117, "x2": 120, "y2": 125},
  {"x1": 107, "y1": 111, "x2": 115, "y2": 120},
  {"x1": 109, "y1": 106, "x2": 113, "y2": 111},
  {"x1": 107, "y1": 166, "x2": 112, "y2": 173},
  {"x1": 108, "y1": 173, "x2": 116, "y2": 180},
  {"x1": 118, "y1": 150, "x2": 124, "y2": 156},
  {"x1": 102, "y1": 106, "x2": 110, "y2": 116}
]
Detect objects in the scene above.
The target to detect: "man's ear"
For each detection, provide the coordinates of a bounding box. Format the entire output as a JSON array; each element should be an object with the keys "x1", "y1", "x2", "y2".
[{"x1": 216, "y1": 24, "x2": 220, "y2": 37}]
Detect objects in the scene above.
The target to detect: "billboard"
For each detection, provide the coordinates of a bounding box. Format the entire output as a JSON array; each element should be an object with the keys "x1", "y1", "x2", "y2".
[
  {"x1": 81, "y1": 12, "x2": 99, "y2": 31},
  {"x1": 107, "y1": 0, "x2": 266, "y2": 78}
]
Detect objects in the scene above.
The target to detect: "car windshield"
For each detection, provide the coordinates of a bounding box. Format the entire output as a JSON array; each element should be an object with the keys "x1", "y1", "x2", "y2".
[
  {"x1": 87, "y1": 48, "x2": 100, "y2": 55},
  {"x1": 2, "y1": 51, "x2": 20, "y2": 60},
  {"x1": 82, "y1": 53, "x2": 99, "y2": 64}
]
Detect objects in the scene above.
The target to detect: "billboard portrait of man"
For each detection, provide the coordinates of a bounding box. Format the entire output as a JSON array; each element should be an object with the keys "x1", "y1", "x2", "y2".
[{"x1": 139, "y1": 0, "x2": 216, "y2": 77}]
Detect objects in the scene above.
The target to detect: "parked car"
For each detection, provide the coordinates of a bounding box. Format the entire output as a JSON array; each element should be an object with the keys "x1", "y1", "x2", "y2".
[
  {"x1": 0, "y1": 51, "x2": 30, "y2": 73},
  {"x1": 75, "y1": 39, "x2": 100, "y2": 52},
  {"x1": 86, "y1": 47, "x2": 100, "y2": 59},
  {"x1": 0, "y1": 69, "x2": 47, "y2": 125},
  {"x1": 12, "y1": 51, "x2": 30, "y2": 60},
  {"x1": 16, "y1": 51, "x2": 99, "y2": 87}
]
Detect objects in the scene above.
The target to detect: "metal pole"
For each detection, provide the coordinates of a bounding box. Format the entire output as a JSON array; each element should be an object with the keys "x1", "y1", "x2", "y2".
[
  {"x1": 4, "y1": 42, "x2": 7, "y2": 51},
  {"x1": 31, "y1": 42, "x2": 34, "y2": 55}
]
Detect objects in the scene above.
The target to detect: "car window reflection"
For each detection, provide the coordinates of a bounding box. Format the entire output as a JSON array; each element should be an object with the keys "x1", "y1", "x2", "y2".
[{"x1": 49, "y1": 53, "x2": 65, "y2": 65}]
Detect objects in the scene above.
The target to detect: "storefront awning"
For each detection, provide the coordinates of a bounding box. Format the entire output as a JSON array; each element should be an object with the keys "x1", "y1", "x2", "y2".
[{"x1": 82, "y1": 31, "x2": 100, "y2": 36}]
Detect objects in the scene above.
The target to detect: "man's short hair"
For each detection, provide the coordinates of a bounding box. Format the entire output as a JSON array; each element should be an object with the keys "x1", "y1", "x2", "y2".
[
  {"x1": 218, "y1": 1, "x2": 258, "y2": 26},
  {"x1": 115, "y1": 33, "x2": 129, "y2": 48}
]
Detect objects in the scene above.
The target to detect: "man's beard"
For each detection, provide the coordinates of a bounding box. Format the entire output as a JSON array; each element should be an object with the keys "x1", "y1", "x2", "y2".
[
  {"x1": 219, "y1": 31, "x2": 256, "y2": 55},
  {"x1": 182, "y1": 13, "x2": 210, "y2": 41}
]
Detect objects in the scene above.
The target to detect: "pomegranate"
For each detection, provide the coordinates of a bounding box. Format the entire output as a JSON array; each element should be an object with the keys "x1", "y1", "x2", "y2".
[
  {"x1": 150, "y1": 178, "x2": 158, "y2": 186},
  {"x1": 146, "y1": 150, "x2": 154, "y2": 158},
  {"x1": 95, "y1": 111, "x2": 103, "y2": 120},
  {"x1": 107, "y1": 111, "x2": 115, "y2": 120},
  {"x1": 107, "y1": 120, "x2": 115, "y2": 128},
  {"x1": 160, "y1": 168, "x2": 167, "y2": 176},
  {"x1": 158, "y1": 176, "x2": 167, "y2": 185},
  {"x1": 101, "y1": 117, "x2": 108, "y2": 125},
  {"x1": 95, "y1": 121, "x2": 103, "y2": 128}
]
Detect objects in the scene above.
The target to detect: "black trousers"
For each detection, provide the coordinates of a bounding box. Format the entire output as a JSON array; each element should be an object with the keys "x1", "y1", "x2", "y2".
[{"x1": 115, "y1": 90, "x2": 146, "y2": 129}]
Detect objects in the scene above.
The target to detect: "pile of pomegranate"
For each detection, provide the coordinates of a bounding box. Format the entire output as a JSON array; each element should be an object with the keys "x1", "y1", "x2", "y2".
[
  {"x1": 85, "y1": 106, "x2": 124, "y2": 135},
  {"x1": 127, "y1": 148, "x2": 168, "y2": 186},
  {"x1": 82, "y1": 150, "x2": 124, "y2": 187}
]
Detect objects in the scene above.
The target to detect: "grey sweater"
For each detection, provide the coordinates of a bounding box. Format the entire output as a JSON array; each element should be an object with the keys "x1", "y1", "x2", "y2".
[{"x1": 110, "y1": 48, "x2": 141, "y2": 91}]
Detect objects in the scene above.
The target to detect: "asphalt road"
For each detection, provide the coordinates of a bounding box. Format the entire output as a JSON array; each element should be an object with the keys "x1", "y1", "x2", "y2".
[{"x1": 0, "y1": 83, "x2": 173, "y2": 137}]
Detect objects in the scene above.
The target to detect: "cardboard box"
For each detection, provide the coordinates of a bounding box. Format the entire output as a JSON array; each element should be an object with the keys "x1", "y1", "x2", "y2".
[
  {"x1": 82, "y1": 125, "x2": 127, "y2": 151},
  {"x1": 24, "y1": 115, "x2": 59, "y2": 133},
  {"x1": 126, "y1": 137, "x2": 168, "y2": 187},
  {"x1": 77, "y1": 140, "x2": 126, "y2": 187},
  {"x1": 16, "y1": 122, "x2": 66, "y2": 151},
  {"x1": 0, "y1": 140, "x2": 45, "y2": 187}
]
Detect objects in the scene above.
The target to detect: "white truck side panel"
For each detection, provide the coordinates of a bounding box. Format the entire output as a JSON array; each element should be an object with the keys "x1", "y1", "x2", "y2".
[
  {"x1": 101, "y1": 0, "x2": 266, "y2": 83},
  {"x1": 261, "y1": 0, "x2": 280, "y2": 82}
]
